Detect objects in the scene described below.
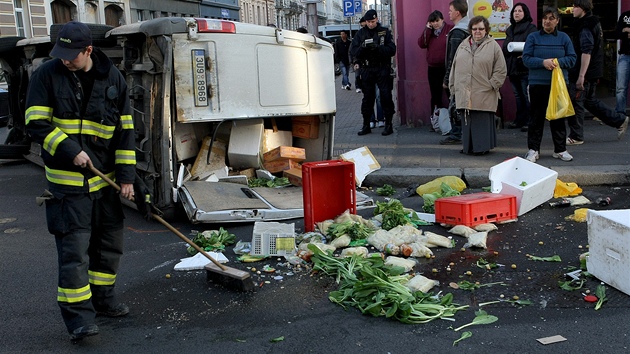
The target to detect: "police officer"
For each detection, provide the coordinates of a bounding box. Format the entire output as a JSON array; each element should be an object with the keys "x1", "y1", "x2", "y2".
[
  {"x1": 25, "y1": 21, "x2": 136, "y2": 342},
  {"x1": 350, "y1": 9, "x2": 397, "y2": 136}
]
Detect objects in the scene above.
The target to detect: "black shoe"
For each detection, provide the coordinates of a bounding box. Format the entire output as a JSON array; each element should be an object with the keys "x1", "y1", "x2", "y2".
[
  {"x1": 357, "y1": 125, "x2": 371, "y2": 136},
  {"x1": 70, "y1": 324, "x2": 99, "y2": 342},
  {"x1": 382, "y1": 125, "x2": 393, "y2": 136},
  {"x1": 96, "y1": 303, "x2": 129, "y2": 317},
  {"x1": 520, "y1": 125, "x2": 528, "y2": 132},
  {"x1": 439, "y1": 137, "x2": 461, "y2": 145}
]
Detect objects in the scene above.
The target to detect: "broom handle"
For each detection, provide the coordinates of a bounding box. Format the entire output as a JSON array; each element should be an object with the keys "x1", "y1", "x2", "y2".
[{"x1": 87, "y1": 162, "x2": 227, "y2": 270}]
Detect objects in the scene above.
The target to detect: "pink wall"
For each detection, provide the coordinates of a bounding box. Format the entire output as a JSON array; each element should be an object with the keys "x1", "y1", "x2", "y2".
[{"x1": 394, "y1": 0, "x2": 538, "y2": 126}]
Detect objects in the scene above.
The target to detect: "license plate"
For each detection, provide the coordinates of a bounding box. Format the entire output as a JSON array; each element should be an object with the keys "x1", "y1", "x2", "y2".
[{"x1": 191, "y1": 49, "x2": 208, "y2": 107}]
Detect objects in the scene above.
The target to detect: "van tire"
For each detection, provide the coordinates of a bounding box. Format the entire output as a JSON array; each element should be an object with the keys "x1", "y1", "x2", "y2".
[
  {"x1": 50, "y1": 24, "x2": 116, "y2": 47},
  {"x1": 0, "y1": 144, "x2": 29, "y2": 160},
  {"x1": 0, "y1": 37, "x2": 25, "y2": 54}
]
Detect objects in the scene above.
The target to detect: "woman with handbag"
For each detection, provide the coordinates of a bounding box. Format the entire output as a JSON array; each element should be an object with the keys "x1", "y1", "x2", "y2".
[
  {"x1": 502, "y1": 3, "x2": 537, "y2": 132},
  {"x1": 522, "y1": 8, "x2": 576, "y2": 162}
]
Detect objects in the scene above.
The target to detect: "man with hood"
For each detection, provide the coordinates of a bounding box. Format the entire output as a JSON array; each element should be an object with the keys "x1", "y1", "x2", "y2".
[
  {"x1": 25, "y1": 21, "x2": 136, "y2": 342},
  {"x1": 350, "y1": 9, "x2": 397, "y2": 136},
  {"x1": 440, "y1": 0, "x2": 470, "y2": 145},
  {"x1": 566, "y1": 0, "x2": 628, "y2": 145}
]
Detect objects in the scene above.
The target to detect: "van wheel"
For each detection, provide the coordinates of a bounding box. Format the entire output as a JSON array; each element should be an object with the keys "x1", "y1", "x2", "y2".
[
  {"x1": 0, "y1": 144, "x2": 29, "y2": 160},
  {"x1": 50, "y1": 24, "x2": 116, "y2": 47},
  {"x1": 0, "y1": 37, "x2": 25, "y2": 54}
]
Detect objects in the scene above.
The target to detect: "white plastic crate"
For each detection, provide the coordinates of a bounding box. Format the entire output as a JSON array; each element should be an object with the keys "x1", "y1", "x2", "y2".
[
  {"x1": 489, "y1": 156, "x2": 557, "y2": 216},
  {"x1": 587, "y1": 209, "x2": 630, "y2": 296},
  {"x1": 250, "y1": 222, "x2": 296, "y2": 257}
]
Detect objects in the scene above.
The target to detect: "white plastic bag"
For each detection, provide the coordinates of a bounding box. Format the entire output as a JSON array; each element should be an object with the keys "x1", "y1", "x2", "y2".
[
  {"x1": 436, "y1": 108, "x2": 451, "y2": 135},
  {"x1": 430, "y1": 107, "x2": 441, "y2": 132}
]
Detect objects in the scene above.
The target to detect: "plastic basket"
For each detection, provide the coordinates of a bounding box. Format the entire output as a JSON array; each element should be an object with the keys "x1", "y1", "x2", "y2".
[
  {"x1": 250, "y1": 222, "x2": 296, "y2": 256},
  {"x1": 435, "y1": 192, "x2": 517, "y2": 227}
]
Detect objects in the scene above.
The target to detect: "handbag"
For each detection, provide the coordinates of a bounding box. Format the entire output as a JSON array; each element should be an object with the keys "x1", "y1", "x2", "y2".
[{"x1": 546, "y1": 58, "x2": 575, "y2": 120}]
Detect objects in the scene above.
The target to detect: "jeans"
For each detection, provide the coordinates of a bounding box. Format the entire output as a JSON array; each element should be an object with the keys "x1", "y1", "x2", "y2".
[
  {"x1": 528, "y1": 85, "x2": 567, "y2": 153},
  {"x1": 616, "y1": 54, "x2": 630, "y2": 114},
  {"x1": 569, "y1": 80, "x2": 626, "y2": 141},
  {"x1": 370, "y1": 86, "x2": 384, "y2": 123},
  {"x1": 340, "y1": 62, "x2": 350, "y2": 87},
  {"x1": 509, "y1": 75, "x2": 531, "y2": 127}
]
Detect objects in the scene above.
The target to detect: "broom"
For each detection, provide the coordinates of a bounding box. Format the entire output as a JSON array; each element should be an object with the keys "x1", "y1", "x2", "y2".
[{"x1": 88, "y1": 162, "x2": 254, "y2": 291}]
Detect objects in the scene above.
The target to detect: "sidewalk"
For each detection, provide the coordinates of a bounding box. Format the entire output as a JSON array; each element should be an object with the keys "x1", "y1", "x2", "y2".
[{"x1": 332, "y1": 75, "x2": 630, "y2": 188}]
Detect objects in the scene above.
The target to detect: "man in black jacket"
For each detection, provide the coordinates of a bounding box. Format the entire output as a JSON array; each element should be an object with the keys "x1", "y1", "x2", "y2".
[
  {"x1": 566, "y1": 0, "x2": 628, "y2": 145},
  {"x1": 350, "y1": 9, "x2": 397, "y2": 136},
  {"x1": 334, "y1": 30, "x2": 352, "y2": 90},
  {"x1": 440, "y1": 0, "x2": 470, "y2": 145},
  {"x1": 25, "y1": 21, "x2": 136, "y2": 342}
]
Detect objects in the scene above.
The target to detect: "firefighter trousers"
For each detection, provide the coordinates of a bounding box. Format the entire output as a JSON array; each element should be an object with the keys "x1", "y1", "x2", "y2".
[{"x1": 46, "y1": 186, "x2": 125, "y2": 332}]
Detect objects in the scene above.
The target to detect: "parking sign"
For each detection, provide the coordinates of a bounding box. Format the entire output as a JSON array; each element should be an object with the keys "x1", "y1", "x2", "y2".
[
  {"x1": 354, "y1": 1, "x2": 362, "y2": 13},
  {"x1": 343, "y1": 0, "x2": 354, "y2": 17}
]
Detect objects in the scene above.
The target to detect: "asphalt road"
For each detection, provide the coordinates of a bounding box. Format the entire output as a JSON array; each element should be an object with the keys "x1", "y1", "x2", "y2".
[{"x1": 2, "y1": 157, "x2": 630, "y2": 353}]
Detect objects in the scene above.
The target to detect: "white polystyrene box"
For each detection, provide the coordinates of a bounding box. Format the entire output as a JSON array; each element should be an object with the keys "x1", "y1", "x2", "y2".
[
  {"x1": 488, "y1": 157, "x2": 557, "y2": 216},
  {"x1": 227, "y1": 119, "x2": 264, "y2": 169},
  {"x1": 587, "y1": 209, "x2": 630, "y2": 296}
]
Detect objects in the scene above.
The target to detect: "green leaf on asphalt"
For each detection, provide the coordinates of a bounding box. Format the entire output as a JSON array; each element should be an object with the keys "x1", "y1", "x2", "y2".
[
  {"x1": 453, "y1": 331, "x2": 472, "y2": 346},
  {"x1": 270, "y1": 336, "x2": 285, "y2": 343},
  {"x1": 454, "y1": 310, "x2": 498, "y2": 331},
  {"x1": 527, "y1": 255, "x2": 562, "y2": 262},
  {"x1": 595, "y1": 285, "x2": 607, "y2": 310}
]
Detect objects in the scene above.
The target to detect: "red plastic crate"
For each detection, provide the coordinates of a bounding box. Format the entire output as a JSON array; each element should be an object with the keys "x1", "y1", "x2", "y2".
[
  {"x1": 302, "y1": 160, "x2": 356, "y2": 232},
  {"x1": 434, "y1": 192, "x2": 517, "y2": 226}
]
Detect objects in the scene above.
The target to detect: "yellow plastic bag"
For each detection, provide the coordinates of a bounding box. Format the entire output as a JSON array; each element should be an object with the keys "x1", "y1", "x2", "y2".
[
  {"x1": 553, "y1": 179, "x2": 582, "y2": 198},
  {"x1": 416, "y1": 176, "x2": 466, "y2": 196},
  {"x1": 546, "y1": 58, "x2": 575, "y2": 120}
]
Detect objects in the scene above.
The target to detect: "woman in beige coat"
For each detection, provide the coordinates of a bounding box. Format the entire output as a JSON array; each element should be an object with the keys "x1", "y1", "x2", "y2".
[{"x1": 449, "y1": 16, "x2": 507, "y2": 155}]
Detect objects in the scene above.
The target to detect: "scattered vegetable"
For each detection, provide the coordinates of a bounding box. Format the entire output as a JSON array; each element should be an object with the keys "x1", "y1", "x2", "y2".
[
  {"x1": 248, "y1": 177, "x2": 290, "y2": 188},
  {"x1": 373, "y1": 199, "x2": 422, "y2": 230},
  {"x1": 421, "y1": 182, "x2": 461, "y2": 213},
  {"x1": 558, "y1": 279, "x2": 585, "y2": 291},
  {"x1": 270, "y1": 336, "x2": 285, "y2": 343},
  {"x1": 456, "y1": 280, "x2": 507, "y2": 291},
  {"x1": 478, "y1": 298, "x2": 532, "y2": 307},
  {"x1": 527, "y1": 255, "x2": 562, "y2": 262},
  {"x1": 308, "y1": 244, "x2": 469, "y2": 324},
  {"x1": 475, "y1": 258, "x2": 498, "y2": 270},
  {"x1": 453, "y1": 331, "x2": 472, "y2": 346},
  {"x1": 519, "y1": 181, "x2": 528, "y2": 186},
  {"x1": 595, "y1": 285, "x2": 607, "y2": 310},
  {"x1": 453, "y1": 310, "x2": 498, "y2": 331},
  {"x1": 188, "y1": 227, "x2": 236, "y2": 254},
  {"x1": 326, "y1": 221, "x2": 373, "y2": 240},
  {"x1": 376, "y1": 184, "x2": 396, "y2": 196}
]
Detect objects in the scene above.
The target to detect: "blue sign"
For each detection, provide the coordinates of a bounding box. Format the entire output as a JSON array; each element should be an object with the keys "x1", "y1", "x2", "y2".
[
  {"x1": 343, "y1": 0, "x2": 354, "y2": 17},
  {"x1": 221, "y1": 8, "x2": 229, "y2": 18},
  {"x1": 354, "y1": 1, "x2": 362, "y2": 13}
]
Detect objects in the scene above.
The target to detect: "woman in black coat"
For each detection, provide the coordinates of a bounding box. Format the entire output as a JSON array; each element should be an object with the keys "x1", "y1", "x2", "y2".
[{"x1": 502, "y1": 2, "x2": 537, "y2": 131}]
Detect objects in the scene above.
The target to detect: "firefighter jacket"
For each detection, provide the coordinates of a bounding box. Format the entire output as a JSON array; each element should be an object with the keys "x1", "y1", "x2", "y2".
[{"x1": 25, "y1": 48, "x2": 135, "y2": 194}]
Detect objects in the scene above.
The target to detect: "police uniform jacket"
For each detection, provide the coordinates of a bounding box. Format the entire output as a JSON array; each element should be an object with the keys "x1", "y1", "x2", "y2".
[
  {"x1": 25, "y1": 48, "x2": 135, "y2": 194},
  {"x1": 349, "y1": 23, "x2": 396, "y2": 68}
]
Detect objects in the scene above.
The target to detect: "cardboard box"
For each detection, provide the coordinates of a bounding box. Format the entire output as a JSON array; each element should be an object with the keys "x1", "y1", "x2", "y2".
[
  {"x1": 190, "y1": 137, "x2": 227, "y2": 180},
  {"x1": 489, "y1": 157, "x2": 557, "y2": 216},
  {"x1": 340, "y1": 146, "x2": 381, "y2": 187},
  {"x1": 292, "y1": 116, "x2": 320, "y2": 139},
  {"x1": 283, "y1": 168, "x2": 303, "y2": 186},
  {"x1": 587, "y1": 209, "x2": 630, "y2": 296},
  {"x1": 262, "y1": 129, "x2": 293, "y2": 153},
  {"x1": 263, "y1": 146, "x2": 306, "y2": 162},
  {"x1": 263, "y1": 159, "x2": 301, "y2": 173},
  {"x1": 174, "y1": 123, "x2": 199, "y2": 161}
]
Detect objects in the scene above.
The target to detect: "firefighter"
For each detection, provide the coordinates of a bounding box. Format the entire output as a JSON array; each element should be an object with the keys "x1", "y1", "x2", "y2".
[
  {"x1": 25, "y1": 21, "x2": 136, "y2": 342},
  {"x1": 350, "y1": 9, "x2": 397, "y2": 136}
]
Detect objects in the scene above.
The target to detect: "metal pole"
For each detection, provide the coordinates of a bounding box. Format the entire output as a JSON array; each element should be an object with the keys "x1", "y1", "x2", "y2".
[{"x1": 307, "y1": 3, "x2": 317, "y2": 35}]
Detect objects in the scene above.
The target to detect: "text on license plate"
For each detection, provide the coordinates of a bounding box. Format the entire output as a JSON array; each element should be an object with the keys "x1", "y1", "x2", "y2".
[{"x1": 191, "y1": 49, "x2": 208, "y2": 107}]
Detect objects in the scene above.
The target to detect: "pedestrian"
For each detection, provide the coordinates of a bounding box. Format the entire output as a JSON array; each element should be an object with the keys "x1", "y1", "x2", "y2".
[
  {"x1": 439, "y1": 0, "x2": 470, "y2": 145},
  {"x1": 334, "y1": 30, "x2": 352, "y2": 90},
  {"x1": 449, "y1": 15, "x2": 507, "y2": 155},
  {"x1": 418, "y1": 10, "x2": 453, "y2": 116},
  {"x1": 350, "y1": 9, "x2": 397, "y2": 136},
  {"x1": 501, "y1": 2, "x2": 537, "y2": 132},
  {"x1": 352, "y1": 16, "x2": 367, "y2": 94},
  {"x1": 616, "y1": 9, "x2": 630, "y2": 115},
  {"x1": 566, "y1": 0, "x2": 629, "y2": 146},
  {"x1": 25, "y1": 21, "x2": 136, "y2": 341},
  {"x1": 522, "y1": 8, "x2": 576, "y2": 162}
]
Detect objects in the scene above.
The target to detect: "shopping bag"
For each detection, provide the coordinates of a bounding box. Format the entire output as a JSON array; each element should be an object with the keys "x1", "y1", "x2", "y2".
[
  {"x1": 436, "y1": 108, "x2": 451, "y2": 135},
  {"x1": 430, "y1": 107, "x2": 441, "y2": 132},
  {"x1": 546, "y1": 58, "x2": 575, "y2": 120}
]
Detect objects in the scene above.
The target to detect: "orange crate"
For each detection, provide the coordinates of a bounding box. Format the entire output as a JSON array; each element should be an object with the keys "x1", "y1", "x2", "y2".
[{"x1": 434, "y1": 192, "x2": 517, "y2": 227}]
